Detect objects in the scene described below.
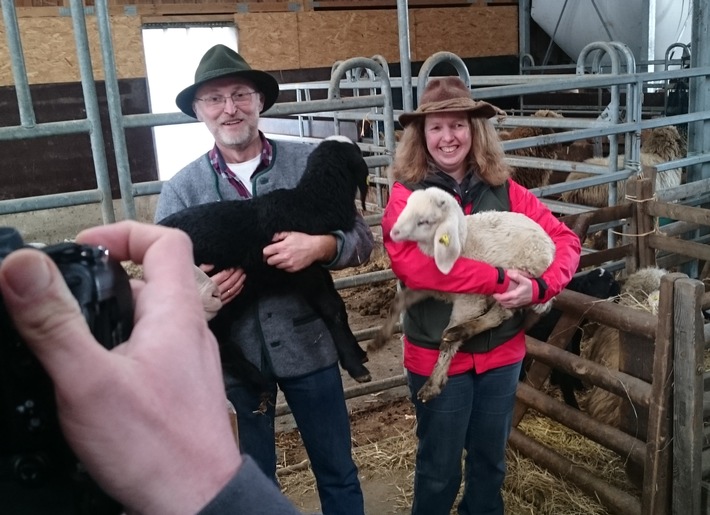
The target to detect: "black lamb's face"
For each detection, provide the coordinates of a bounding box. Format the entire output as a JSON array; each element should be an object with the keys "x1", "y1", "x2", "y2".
[
  {"x1": 324, "y1": 135, "x2": 369, "y2": 211},
  {"x1": 352, "y1": 146, "x2": 370, "y2": 212}
]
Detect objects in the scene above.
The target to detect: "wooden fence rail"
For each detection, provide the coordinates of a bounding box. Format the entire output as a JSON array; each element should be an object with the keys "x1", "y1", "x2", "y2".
[{"x1": 511, "y1": 176, "x2": 709, "y2": 514}]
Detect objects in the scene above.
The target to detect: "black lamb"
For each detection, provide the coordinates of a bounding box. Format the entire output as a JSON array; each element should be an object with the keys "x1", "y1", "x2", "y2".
[
  {"x1": 523, "y1": 267, "x2": 620, "y2": 409},
  {"x1": 158, "y1": 136, "x2": 372, "y2": 395}
]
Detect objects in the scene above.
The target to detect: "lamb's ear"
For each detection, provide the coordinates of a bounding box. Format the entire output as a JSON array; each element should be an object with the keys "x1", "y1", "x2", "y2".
[{"x1": 433, "y1": 219, "x2": 462, "y2": 274}]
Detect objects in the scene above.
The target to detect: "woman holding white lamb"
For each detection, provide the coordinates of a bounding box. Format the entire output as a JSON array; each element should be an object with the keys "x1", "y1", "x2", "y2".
[{"x1": 382, "y1": 76, "x2": 581, "y2": 515}]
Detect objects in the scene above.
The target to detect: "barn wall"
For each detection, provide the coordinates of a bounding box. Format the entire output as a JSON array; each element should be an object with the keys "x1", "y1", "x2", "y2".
[
  {"x1": 0, "y1": 15, "x2": 146, "y2": 84},
  {"x1": 0, "y1": 2, "x2": 516, "y2": 201},
  {"x1": 0, "y1": 5, "x2": 518, "y2": 85},
  {"x1": 0, "y1": 79, "x2": 157, "y2": 201}
]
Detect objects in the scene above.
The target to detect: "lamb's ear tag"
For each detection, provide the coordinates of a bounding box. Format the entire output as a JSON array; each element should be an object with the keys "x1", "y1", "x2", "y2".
[{"x1": 438, "y1": 233, "x2": 450, "y2": 247}]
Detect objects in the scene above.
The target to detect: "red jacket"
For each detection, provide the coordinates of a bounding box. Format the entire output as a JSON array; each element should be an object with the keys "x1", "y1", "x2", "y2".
[{"x1": 382, "y1": 179, "x2": 581, "y2": 376}]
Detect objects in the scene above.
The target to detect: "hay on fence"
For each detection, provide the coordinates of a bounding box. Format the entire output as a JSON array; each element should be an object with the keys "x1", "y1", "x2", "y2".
[{"x1": 277, "y1": 412, "x2": 638, "y2": 514}]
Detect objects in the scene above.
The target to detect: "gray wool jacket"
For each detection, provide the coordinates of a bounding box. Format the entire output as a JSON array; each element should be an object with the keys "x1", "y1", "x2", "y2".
[{"x1": 154, "y1": 139, "x2": 374, "y2": 379}]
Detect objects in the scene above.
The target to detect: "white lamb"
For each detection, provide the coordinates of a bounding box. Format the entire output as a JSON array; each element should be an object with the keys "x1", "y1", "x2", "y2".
[{"x1": 373, "y1": 187, "x2": 556, "y2": 401}]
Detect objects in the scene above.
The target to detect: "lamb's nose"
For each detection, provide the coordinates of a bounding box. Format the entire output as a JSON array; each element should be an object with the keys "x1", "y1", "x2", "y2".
[{"x1": 390, "y1": 228, "x2": 400, "y2": 240}]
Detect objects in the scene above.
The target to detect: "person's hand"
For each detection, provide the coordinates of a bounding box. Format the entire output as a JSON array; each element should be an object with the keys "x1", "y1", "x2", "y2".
[
  {"x1": 492, "y1": 269, "x2": 534, "y2": 309},
  {"x1": 263, "y1": 231, "x2": 336, "y2": 272},
  {"x1": 200, "y1": 264, "x2": 246, "y2": 303},
  {"x1": 0, "y1": 221, "x2": 241, "y2": 515}
]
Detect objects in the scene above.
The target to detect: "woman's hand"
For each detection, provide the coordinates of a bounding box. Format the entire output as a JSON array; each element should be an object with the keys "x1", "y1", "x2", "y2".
[
  {"x1": 200, "y1": 265, "x2": 247, "y2": 303},
  {"x1": 492, "y1": 269, "x2": 534, "y2": 309}
]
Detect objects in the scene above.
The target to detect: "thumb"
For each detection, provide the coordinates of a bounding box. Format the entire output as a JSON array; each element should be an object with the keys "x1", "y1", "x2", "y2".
[
  {"x1": 0, "y1": 249, "x2": 99, "y2": 378},
  {"x1": 506, "y1": 269, "x2": 522, "y2": 282},
  {"x1": 271, "y1": 232, "x2": 289, "y2": 243}
]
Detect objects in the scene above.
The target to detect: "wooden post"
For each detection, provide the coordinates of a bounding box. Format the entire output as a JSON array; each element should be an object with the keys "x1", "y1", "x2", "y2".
[
  {"x1": 672, "y1": 278, "x2": 706, "y2": 515},
  {"x1": 641, "y1": 272, "x2": 686, "y2": 515},
  {"x1": 626, "y1": 176, "x2": 641, "y2": 275},
  {"x1": 618, "y1": 329, "x2": 653, "y2": 442},
  {"x1": 634, "y1": 177, "x2": 656, "y2": 269}
]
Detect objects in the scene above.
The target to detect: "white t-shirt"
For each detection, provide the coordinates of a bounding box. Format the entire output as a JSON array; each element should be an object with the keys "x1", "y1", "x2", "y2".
[{"x1": 227, "y1": 154, "x2": 261, "y2": 195}]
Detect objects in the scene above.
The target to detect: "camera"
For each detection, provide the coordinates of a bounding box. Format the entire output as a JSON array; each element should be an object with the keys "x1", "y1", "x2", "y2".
[{"x1": 0, "y1": 227, "x2": 134, "y2": 514}]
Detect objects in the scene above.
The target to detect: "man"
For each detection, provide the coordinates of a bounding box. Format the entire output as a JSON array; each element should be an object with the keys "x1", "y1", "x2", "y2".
[{"x1": 154, "y1": 44, "x2": 372, "y2": 515}]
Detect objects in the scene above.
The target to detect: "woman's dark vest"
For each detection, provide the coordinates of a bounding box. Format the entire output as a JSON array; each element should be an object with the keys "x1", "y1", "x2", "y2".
[{"x1": 401, "y1": 180, "x2": 526, "y2": 353}]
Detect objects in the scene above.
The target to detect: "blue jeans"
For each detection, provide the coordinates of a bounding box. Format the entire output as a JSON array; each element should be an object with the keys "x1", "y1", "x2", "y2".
[
  {"x1": 226, "y1": 364, "x2": 364, "y2": 515},
  {"x1": 407, "y1": 361, "x2": 522, "y2": 515}
]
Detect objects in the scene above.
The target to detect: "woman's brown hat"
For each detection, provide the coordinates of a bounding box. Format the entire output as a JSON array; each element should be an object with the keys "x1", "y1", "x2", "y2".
[{"x1": 399, "y1": 76, "x2": 505, "y2": 127}]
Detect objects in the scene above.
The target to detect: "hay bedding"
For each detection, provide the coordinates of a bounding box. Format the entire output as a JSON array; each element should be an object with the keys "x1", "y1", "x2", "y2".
[
  {"x1": 277, "y1": 244, "x2": 643, "y2": 513},
  {"x1": 276, "y1": 397, "x2": 637, "y2": 514}
]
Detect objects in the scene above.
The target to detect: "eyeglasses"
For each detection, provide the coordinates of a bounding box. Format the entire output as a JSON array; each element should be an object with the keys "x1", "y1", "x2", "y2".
[{"x1": 194, "y1": 91, "x2": 259, "y2": 109}]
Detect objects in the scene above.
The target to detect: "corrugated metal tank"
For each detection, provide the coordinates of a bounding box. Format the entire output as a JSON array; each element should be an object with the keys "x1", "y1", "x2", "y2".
[{"x1": 531, "y1": 0, "x2": 692, "y2": 64}]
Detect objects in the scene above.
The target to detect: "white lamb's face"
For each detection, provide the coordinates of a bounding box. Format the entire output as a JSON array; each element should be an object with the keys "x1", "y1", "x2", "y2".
[{"x1": 390, "y1": 191, "x2": 448, "y2": 243}]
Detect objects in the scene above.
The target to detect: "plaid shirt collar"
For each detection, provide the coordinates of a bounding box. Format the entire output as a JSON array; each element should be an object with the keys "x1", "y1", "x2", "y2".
[{"x1": 208, "y1": 132, "x2": 273, "y2": 197}]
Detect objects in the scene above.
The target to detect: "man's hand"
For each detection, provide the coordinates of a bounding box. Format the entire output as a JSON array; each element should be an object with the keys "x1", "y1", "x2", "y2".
[{"x1": 263, "y1": 232, "x2": 337, "y2": 272}]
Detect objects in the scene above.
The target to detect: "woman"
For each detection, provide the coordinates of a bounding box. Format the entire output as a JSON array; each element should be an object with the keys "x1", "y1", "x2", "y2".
[{"x1": 382, "y1": 76, "x2": 581, "y2": 515}]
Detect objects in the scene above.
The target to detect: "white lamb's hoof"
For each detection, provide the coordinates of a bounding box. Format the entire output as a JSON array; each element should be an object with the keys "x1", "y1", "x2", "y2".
[{"x1": 417, "y1": 382, "x2": 442, "y2": 403}]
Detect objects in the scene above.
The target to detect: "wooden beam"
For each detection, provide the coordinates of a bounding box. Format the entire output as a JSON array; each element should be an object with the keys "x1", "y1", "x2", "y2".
[
  {"x1": 641, "y1": 273, "x2": 685, "y2": 515},
  {"x1": 647, "y1": 200, "x2": 710, "y2": 226},
  {"x1": 509, "y1": 428, "x2": 642, "y2": 515},
  {"x1": 672, "y1": 278, "x2": 706, "y2": 515},
  {"x1": 516, "y1": 382, "x2": 646, "y2": 465},
  {"x1": 512, "y1": 311, "x2": 583, "y2": 427},
  {"x1": 648, "y1": 234, "x2": 710, "y2": 262},
  {"x1": 525, "y1": 337, "x2": 652, "y2": 408}
]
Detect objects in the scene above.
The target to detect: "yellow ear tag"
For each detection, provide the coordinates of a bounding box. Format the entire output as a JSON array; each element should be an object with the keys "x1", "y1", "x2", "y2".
[{"x1": 438, "y1": 233, "x2": 450, "y2": 247}]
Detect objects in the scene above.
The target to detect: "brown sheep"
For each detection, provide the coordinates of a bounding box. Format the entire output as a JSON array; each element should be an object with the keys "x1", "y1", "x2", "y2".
[
  {"x1": 502, "y1": 109, "x2": 565, "y2": 190},
  {"x1": 580, "y1": 267, "x2": 666, "y2": 426},
  {"x1": 560, "y1": 126, "x2": 684, "y2": 207}
]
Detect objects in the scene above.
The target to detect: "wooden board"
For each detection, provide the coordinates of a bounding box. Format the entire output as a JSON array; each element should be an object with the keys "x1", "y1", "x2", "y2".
[
  {"x1": 234, "y1": 6, "x2": 517, "y2": 71},
  {"x1": 297, "y1": 10, "x2": 401, "y2": 69},
  {"x1": 0, "y1": 15, "x2": 144, "y2": 86},
  {"x1": 2, "y1": 5, "x2": 517, "y2": 84},
  {"x1": 411, "y1": 6, "x2": 517, "y2": 59},
  {"x1": 234, "y1": 12, "x2": 301, "y2": 70}
]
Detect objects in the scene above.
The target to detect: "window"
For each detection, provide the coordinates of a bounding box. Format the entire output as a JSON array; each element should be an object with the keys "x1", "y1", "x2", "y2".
[{"x1": 142, "y1": 25, "x2": 237, "y2": 180}]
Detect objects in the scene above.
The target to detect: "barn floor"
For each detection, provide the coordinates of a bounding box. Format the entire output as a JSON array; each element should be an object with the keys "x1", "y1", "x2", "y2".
[{"x1": 3, "y1": 200, "x2": 636, "y2": 514}]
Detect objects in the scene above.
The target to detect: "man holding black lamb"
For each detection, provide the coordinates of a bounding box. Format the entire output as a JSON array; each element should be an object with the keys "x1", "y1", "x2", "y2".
[{"x1": 154, "y1": 44, "x2": 372, "y2": 515}]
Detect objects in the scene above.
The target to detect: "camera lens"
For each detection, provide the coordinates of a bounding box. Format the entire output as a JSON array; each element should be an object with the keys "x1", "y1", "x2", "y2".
[{"x1": 12, "y1": 453, "x2": 50, "y2": 485}]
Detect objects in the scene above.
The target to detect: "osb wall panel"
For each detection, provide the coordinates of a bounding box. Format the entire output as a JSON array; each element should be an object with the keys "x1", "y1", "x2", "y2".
[
  {"x1": 412, "y1": 6, "x2": 517, "y2": 59},
  {"x1": 234, "y1": 13, "x2": 300, "y2": 71},
  {"x1": 233, "y1": 7, "x2": 515, "y2": 72},
  {"x1": 1, "y1": 5, "x2": 516, "y2": 85},
  {"x1": 0, "y1": 15, "x2": 144, "y2": 86},
  {"x1": 296, "y1": 11, "x2": 401, "y2": 69}
]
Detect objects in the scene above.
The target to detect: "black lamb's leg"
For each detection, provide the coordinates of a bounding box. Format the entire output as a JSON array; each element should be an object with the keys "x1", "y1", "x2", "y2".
[
  {"x1": 294, "y1": 267, "x2": 372, "y2": 383},
  {"x1": 550, "y1": 328, "x2": 584, "y2": 410}
]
